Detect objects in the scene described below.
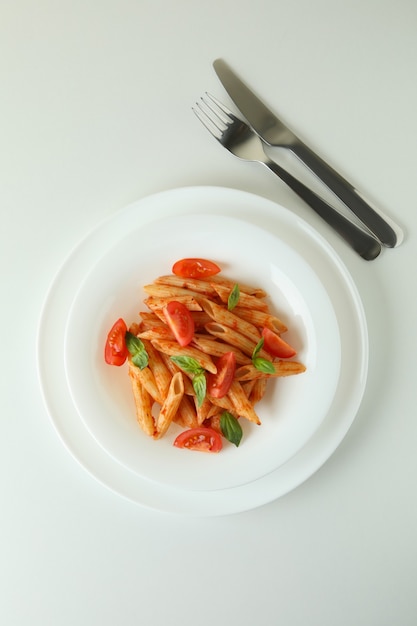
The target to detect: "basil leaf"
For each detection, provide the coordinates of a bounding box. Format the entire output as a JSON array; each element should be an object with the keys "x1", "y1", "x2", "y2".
[
  {"x1": 252, "y1": 357, "x2": 275, "y2": 374},
  {"x1": 227, "y1": 283, "x2": 240, "y2": 311},
  {"x1": 170, "y1": 356, "x2": 207, "y2": 405},
  {"x1": 170, "y1": 355, "x2": 202, "y2": 375},
  {"x1": 252, "y1": 337, "x2": 274, "y2": 372},
  {"x1": 220, "y1": 411, "x2": 243, "y2": 447},
  {"x1": 252, "y1": 338, "x2": 264, "y2": 360},
  {"x1": 125, "y1": 331, "x2": 149, "y2": 370},
  {"x1": 192, "y1": 372, "x2": 207, "y2": 407}
]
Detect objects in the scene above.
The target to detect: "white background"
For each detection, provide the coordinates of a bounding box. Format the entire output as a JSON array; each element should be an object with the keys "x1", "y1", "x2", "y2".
[{"x1": 1, "y1": 1, "x2": 417, "y2": 624}]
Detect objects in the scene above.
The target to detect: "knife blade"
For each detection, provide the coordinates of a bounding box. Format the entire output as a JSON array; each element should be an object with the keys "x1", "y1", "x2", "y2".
[{"x1": 213, "y1": 58, "x2": 403, "y2": 248}]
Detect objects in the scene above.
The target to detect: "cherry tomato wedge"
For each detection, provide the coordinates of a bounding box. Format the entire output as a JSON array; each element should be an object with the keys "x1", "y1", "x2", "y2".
[
  {"x1": 173, "y1": 427, "x2": 223, "y2": 453},
  {"x1": 104, "y1": 318, "x2": 129, "y2": 366},
  {"x1": 262, "y1": 327, "x2": 296, "y2": 358},
  {"x1": 172, "y1": 258, "x2": 221, "y2": 279},
  {"x1": 163, "y1": 301, "x2": 195, "y2": 347},
  {"x1": 207, "y1": 351, "x2": 236, "y2": 398}
]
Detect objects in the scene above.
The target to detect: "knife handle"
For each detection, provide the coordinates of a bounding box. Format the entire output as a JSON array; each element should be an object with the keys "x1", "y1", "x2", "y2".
[
  {"x1": 292, "y1": 143, "x2": 401, "y2": 248},
  {"x1": 265, "y1": 160, "x2": 381, "y2": 261}
]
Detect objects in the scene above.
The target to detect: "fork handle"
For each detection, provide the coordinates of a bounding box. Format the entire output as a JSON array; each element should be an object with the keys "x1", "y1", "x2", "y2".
[
  {"x1": 265, "y1": 160, "x2": 381, "y2": 260},
  {"x1": 293, "y1": 143, "x2": 400, "y2": 248}
]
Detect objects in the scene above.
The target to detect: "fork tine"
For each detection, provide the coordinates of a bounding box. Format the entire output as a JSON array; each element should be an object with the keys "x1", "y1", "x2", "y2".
[
  {"x1": 193, "y1": 92, "x2": 236, "y2": 139},
  {"x1": 205, "y1": 93, "x2": 235, "y2": 119},
  {"x1": 200, "y1": 93, "x2": 235, "y2": 129},
  {"x1": 192, "y1": 101, "x2": 224, "y2": 139}
]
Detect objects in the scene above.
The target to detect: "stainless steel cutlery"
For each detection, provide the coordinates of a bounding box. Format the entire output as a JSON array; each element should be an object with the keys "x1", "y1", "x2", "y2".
[
  {"x1": 193, "y1": 93, "x2": 382, "y2": 261},
  {"x1": 213, "y1": 59, "x2": 402, "y2": 249}
]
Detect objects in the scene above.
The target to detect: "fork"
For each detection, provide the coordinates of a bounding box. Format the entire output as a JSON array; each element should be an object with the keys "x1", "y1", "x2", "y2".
[{"x1": 193, "y1": 93, "x2": 381, "y2": 261}]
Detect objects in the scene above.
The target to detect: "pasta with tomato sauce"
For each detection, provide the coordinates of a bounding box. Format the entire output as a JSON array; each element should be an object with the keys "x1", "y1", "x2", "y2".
[{"x1": 104, "y1": 258, "x2": 306, "y2": 451}]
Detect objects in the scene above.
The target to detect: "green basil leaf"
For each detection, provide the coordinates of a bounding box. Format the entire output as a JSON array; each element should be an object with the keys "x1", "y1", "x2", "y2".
[
  {"x1": 252, "y1": 337, "x2": 264, "y2": 360},
  {"x1": 170, "y1": 355, "x2": 202, "y2": 375},
  {"x1": 125, "y1": 331, "x2": 149, "y2": 370},
  {"x1": 227, "y1": 283, "x2": 240, "y2": 311},
  {"x1": 252, "y1": 357, "x2": 275, "y2": 374},
  {"x1": 170, "y1": 356, "x2": 206, "y2": 406},
  {"x1": 220, "y1": 411, "x2": 243, "y2": 447},
  {"x1": 192, "y1": 372, "x2": 207, "y2": 407}
]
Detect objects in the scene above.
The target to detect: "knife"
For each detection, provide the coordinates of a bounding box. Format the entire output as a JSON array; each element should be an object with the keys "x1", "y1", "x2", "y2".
[{"x1": 213, "y1": 58, "x2": 403, "y2": 248}]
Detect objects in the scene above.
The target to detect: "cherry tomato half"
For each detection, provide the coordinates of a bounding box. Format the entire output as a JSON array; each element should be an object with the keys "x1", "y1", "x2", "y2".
[
  {"x1": 104, "y1": 318, "x2": 129, "y2": 366},
  {"x1": 173, "y1": 427, "x2": 223, "y2": 453},
  {"x1": 163, "y1": 301, "x2": 195, "y2": 347},
  {"x1": 262, "y1": 327, "x2": 296, "y2": 359},
  {"x1": 207, "y1": 351, "x2": 236, "y2": 398},
  {"x1": 172, "y1": 258, "x2": 221, "y2": 279}
]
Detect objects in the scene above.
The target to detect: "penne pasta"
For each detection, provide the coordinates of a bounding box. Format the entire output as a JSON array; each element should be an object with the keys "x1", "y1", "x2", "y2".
[
  {"x1": 144, "y1": 339, "x2": 172, "y2": 398},
  {"x1": 129, "y1": 321, "x2": 142, "y2": 335},
  {"x1": 210, "y1": 283, "x2": 269, "y2": 311},
  {"x1": 204, "y1": 414, "x2": 222, "y2": 433},
  {"x1": 199, "y1": 297, "x2": 262, "y2": 345},
  {"x1": 138, "y1": 326, "x2": 174, "y2": 342},
  {"x1": 154, "y1": 372, "x2": 184, "y2": 439},
  {"x1": 227, "y1": 381, "x2": 261, "y2": 425},
  {"x1": 128, "y1": 359, "x2": 163, "y2": 404},
  {"x1": 206, "y1": 403, "x2": 224, "y2": 419},
  {"x1": 143, "y1": 283, "x2": 207, "y2": 302},
  {"x1": 233, "y1": 306, "x2": 288, "y2": 334},
  {"x1": 139, "y1": 311, "x2": 162, "y2": 323},
  {"x1": 247, "y1": 378, "x2": 267, "y2": 404},
  {"x1": 209, "y1": 275, "x2": 267, "y2": 297},
  {"x1": 144, "y1": 295, "x2": 203, "y2": 311},
  {"x1": 151, "y1": 339, "x2": 218, "y2": 374},
  {"x1": 175, "y1": 396, "x2": 199, "y2": 429},
  {"x1": 138, "y1": 312, "x2": 168, "y2": 330},
  {"x1": 194, "y1": 395, "x2": 212, "y2": 426},
  {"x1": 205, "y1": 322, "x2": 270, "y2": 359},
  {"x1": 107, "y1": 259, "x2": 306, "y2": 448},
  {"x1": 191, "y1": 334, "x2": 250, "y2": 365},
  {"x1": 234, "y1": 360, "x2": 307, "y2": 381},
  {"x1": 190, "y1": 311, "x2": 212, "y2": 329},
  {"x1": 207, "y1": 393, "x2": 235, "y2": 413},
  {"x1": 128, "y1": 363, "x2": 156, "y2": 437},
  {"x1": 241, "y1": 378, "x2": 257, "y2": 398},
  {"x1": 154, "y1": 275, "x2": 219, "y2": 298}
]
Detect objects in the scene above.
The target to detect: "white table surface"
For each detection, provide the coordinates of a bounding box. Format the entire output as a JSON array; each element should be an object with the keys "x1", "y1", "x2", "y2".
[{"x1": 2, "y1": 1, "x2": 417, "y2": 624}]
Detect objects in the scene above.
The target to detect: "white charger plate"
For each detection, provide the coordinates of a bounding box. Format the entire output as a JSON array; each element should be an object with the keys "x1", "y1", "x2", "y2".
[
  {"x1": 37, "y1": 187, "x2": 368, "y2": 516},
  {"x1": 63, "y1": 213, "x2": 340, "y2": 491}
]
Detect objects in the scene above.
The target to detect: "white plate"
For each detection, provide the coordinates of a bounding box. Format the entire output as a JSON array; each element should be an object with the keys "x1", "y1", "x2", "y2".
[
  {"x1": 63, "y1": 213, "x2": 340, "y2": 491},
  {"x1": 37, "y1": 187, "x2": 368, "y2": 516}
]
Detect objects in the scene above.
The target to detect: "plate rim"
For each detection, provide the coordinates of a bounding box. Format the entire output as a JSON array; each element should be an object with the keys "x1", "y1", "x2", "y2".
[
  {"x1": 62, "y1": 210, "x2": 341, "y2": 491},
  {"x1": 36, "y1": 185, "x2": 369, "y2": 516}
]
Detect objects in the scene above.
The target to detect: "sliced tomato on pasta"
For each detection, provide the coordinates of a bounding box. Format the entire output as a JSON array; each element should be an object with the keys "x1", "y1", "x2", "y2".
[
  {"x1": 173, "y1": 427, "x2": 223, "y2": 452},
  {"x1": 163, "y1": 301, "x2": 195, "y2": 347},
  {"x1": 172, "y1": 258, "x2": 221, "y2": 279},
  {"x1": 207, "y1": 351, "x2": 236, "y2": 398},
  {"x1": 261, "y1": 327, "x2": 296, "y2": 358},
  {"x1": 104, "y1": 318, "x2": 129, "y2": 366}
]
